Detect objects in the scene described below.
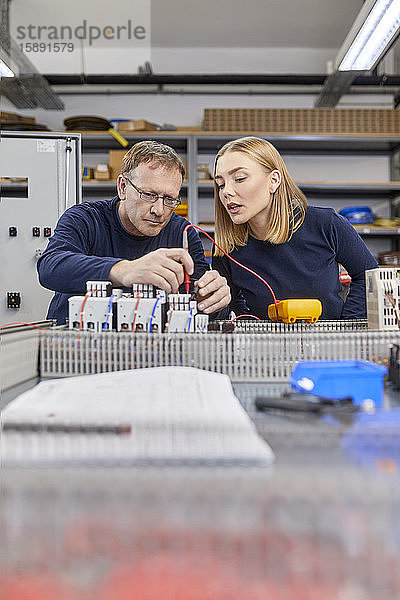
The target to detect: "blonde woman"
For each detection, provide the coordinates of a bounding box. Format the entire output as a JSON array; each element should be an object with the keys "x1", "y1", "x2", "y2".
[{"x1": 213, "y1": 137, "x2": 377, "y2": 320}]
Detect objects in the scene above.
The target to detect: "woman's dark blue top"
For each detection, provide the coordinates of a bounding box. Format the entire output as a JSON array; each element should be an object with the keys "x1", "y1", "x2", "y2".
[{"x1": 213, "y1": 206, "x2": 378, "y2": 320}]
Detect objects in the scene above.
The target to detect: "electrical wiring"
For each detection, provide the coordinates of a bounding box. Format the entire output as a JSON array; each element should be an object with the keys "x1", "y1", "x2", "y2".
[
  {"x1": 78, "y1": 290, "x2": 98, "y2": 332},
  {"x1": 230, "y1": 314, "x2": 261, "y2": 322},
  {"x1": 164, "y1": 309, "x2": 174, "y2": 332},
  {"x1": 0, "y1": 322, "x2": 49, "y2": 331},
  {"x1": 102, "y1": 294, "x2": 114, "y2": 331},
  {"x1": 149, "y1": 297, "x2": 160, "y2": 332},
  {"x1": 186, "y1": 307, "x2": 194, "y2": 333},
  {"x1": 131, "y1": 293, "x2": 142, "y2": 332},
  {"x1": 384, "y1": 290, "x2": 400, "y2": 329},
  {"x1": 183, "y1": 224, "x2": 280, "y2": 321}
]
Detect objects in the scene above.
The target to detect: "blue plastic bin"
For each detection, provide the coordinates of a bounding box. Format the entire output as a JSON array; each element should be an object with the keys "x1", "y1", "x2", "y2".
[
  {"x1": 290, "y1": 360, "x2": 388, "y2": 407},
  {"x1": 339, "y1": 206, "x2": 374, "y2": 224}
]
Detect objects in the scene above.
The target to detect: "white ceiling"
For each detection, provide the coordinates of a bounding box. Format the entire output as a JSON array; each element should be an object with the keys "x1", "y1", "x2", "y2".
[
  {"x1": 3, "y1": 0, "x2": 399, "y2": 111},
  {"x1": 151, "y1": 0, "x2": 365, "y2": 48},
  {"x1": 5, "y1": 0, "x2": 400, "y2": 77}
]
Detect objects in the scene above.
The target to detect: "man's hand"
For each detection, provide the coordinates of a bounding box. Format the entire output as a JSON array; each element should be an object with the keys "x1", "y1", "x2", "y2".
[
  {"x1": 109, "y1": 248, "x2": 194, "y2": 293},
  {"x1": 194, "y1": 270, "x2": 231, "y2": 314}
]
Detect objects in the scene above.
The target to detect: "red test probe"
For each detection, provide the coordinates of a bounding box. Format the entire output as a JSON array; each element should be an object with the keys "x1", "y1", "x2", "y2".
[{"x1": 183, "y1": 229, "x2": 190, "y2": 293}]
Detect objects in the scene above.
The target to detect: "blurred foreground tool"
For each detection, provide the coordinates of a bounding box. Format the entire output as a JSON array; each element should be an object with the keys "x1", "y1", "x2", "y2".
[{"x1": 255, "y1": 393, "x2": 356, "y2": 414}]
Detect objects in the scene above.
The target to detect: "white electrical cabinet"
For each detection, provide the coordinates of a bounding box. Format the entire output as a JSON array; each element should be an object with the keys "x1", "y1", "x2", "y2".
[{"x1": 0, "y1": 131, "x2": 81, "y2": 325}]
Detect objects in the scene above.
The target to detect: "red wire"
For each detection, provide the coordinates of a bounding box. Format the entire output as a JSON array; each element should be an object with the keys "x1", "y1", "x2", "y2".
[
  {"x1": 131, "y1": 294, "x2": 142, "y2": 332},
  {"x1": 0, "y1": 321, "x2": 49, "y2": 331},
  {"x1": 230, "y1": 314, "x2": 261, "y2": 322},
  {"x1": 184, "y1": 224, "x2": 280, "y2": 321},
  {"x1": 79, "y1": 292, "x2": 91, "y2": 332},
  {"x1": 78, "y1": 289, "x2": 101, "y2": 332}
]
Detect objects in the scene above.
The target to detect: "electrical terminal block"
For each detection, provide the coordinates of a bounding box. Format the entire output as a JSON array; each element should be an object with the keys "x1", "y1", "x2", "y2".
[
  {"x1": 69, "y1": 282, "x2": 209, "y2": 334},
  {"x1": 132, "y1": 284, "x2": 156, "y2": 298},
  {"x1": 86, "y1": 281, "x2": 112, "y2": 297},
  {"x1": 68, "y1": 296, "x2": 115, "y2": 331},
  {"x1": 366, "y1": 267, "x2": 400, "y2": 330},
  {"x1": 193, "y1": 313, "x2": 209, "y2": 332},
  {"x1": 168, "y1": 293, "x2": 192, "y2": 311},
  {"x1": 117, "y1": 291, "x2": 167, "y2": 332},
  {"x1": 112, "y1": 288, "x2": 123, "y2": 300},
  {"x1": 166, "y1": 294, "x2": 198, "y2": 332}
]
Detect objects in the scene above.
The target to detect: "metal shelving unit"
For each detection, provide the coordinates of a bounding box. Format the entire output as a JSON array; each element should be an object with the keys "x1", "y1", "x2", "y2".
[
  {"x1": 194, "y1": 132, "x2": 400, "y2": 155},
  {"x1": 82, "y1": 180, "x2": 189, "y2": 200},
  {"x1": 80, "y1": 132, "x2": 190, "y2": 155},
  {"x1": 194, "y1": 133, "x2": 400, "y2": 251}
]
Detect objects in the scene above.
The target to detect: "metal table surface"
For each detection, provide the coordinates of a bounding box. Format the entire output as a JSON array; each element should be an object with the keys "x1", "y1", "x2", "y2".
[{"x1": 1, "y1": 378, "x2": 400, "y2": 599}]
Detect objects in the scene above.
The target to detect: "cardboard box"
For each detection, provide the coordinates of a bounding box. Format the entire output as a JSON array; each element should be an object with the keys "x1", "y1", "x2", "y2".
[
  {"x1": 176, "y1": 126, "x2": 201, "y2": 132},
  {"x1": 109, "y1": 150, "x2": 127, "y2": 180},
  {"x1": 0, "y1": 111, "x2": 36, "y2": 125},
  {"x1": 117, "y1": 119, "x2": 158, "y2": 133},
  {"x1": 94, "y1": 164, "x2": 111, "y2": 180},
  {"x1": 202, "y1": 108, "x2": 400, "y2": 135}
]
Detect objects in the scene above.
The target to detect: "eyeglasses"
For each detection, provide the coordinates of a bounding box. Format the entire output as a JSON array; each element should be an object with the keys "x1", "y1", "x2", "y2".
[{"x1": 124, "y1": 176, "x2": 181, "y2": 208}]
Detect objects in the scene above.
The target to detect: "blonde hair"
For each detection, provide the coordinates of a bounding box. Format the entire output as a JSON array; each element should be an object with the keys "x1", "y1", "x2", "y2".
[
  {"x1": 214, "y1": 136, "x2": 306, "y2": 255},
  {"x1": 122, "y1": 140, "x2": 185, "y2": 179}
]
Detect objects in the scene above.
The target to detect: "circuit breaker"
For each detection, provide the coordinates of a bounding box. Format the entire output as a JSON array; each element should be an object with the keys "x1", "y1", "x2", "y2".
[
  {"x1": 0, "y1": 132, "x2": 81, "y2": 325},
  {"x1": 68, "y1": 283, "x2": 210, "y2": 333},
  {"x1": 68, "y1": 296, "x2": 116, "y2": 332},
  {"x1": 117, "y1": 290, "x2": 167, "y2": 332},
  {"x1": 166, "y1": 294, "x2": 208, "y2": 332}
]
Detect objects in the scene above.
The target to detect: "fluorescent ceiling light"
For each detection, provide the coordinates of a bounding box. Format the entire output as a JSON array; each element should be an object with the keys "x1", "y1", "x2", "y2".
[
  {"x1": 0, "y1": 24, "x2": 63, "y2": 108},
  {"x1": 0, "y1": 58, "x2": 15, "y2": 77},
  {"x1": 337, "y1": 0, "x2": 400, "y2": 71}
]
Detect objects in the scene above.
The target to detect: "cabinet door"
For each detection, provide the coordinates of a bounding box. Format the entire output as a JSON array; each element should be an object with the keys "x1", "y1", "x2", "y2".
[{"x1": 0, "y1": 134, "x2": 80, "y2": 324}]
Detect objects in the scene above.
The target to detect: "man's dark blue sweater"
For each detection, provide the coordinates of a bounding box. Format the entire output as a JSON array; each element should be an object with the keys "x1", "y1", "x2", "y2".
[
  {"x1": 37, "y1": 198, "x2": 209, "y2": 324},
  {"x1": 213, "y1": 206, "x2": 378, "y2": 320}
]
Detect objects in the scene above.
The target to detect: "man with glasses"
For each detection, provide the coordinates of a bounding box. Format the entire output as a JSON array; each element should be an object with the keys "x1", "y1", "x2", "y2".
[{"x1": 38, "y1": 140, "x2": 231, "y2": 324}]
